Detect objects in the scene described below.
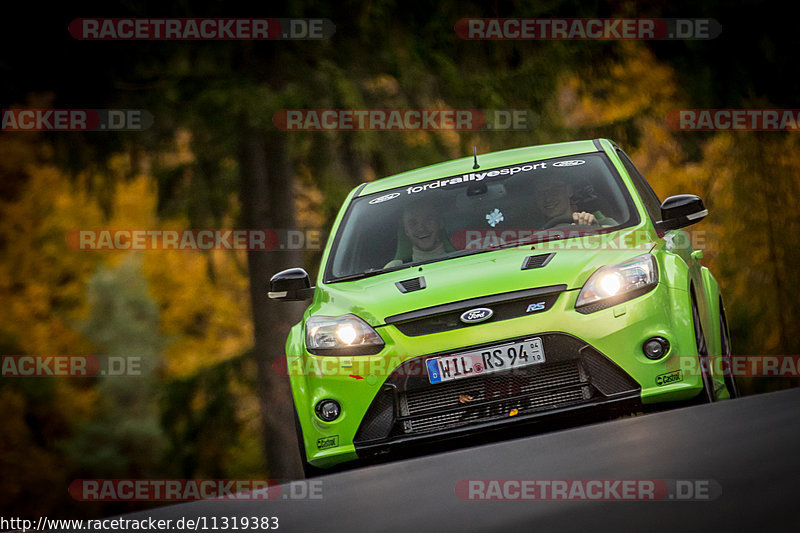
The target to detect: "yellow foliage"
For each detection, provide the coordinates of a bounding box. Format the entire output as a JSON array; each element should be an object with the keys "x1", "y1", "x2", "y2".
[
  {"x1": 143, "y1": 245, "x2": 252, "y2": 376},
  {"x1": 558, "y1": 43, "x2": 679, "y2": 127},
  {"x1": 362, "y1": 74, "x2": 401, "y2": 96},
  {"x1": 0, "y1": 136, "x2": 254, "y2": 377},
  {"x1": 0, "y1": 163, "x2": 102, "y2": 356}
]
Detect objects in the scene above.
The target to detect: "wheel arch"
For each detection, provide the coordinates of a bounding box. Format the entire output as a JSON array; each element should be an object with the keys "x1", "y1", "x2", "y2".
[
  {"x1": 285, "y1": 323, "x2": 314, "y2": 461},
  {"x1": 697, "y1": 267, "x2": 723, "y2": 357}
]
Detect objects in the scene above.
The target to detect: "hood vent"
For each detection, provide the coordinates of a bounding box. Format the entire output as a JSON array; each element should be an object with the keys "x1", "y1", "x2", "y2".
[
  {"x1": 396, "y1": 276, "x2": 426, "y2": 293},
  {"x1": 522, "y1": 253, "x2": 555, "y2": 270}
]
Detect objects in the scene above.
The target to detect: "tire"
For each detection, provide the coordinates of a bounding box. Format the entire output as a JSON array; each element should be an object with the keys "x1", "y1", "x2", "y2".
[
  {"x1": 719, "y1": 298, "x2": 740, "y2": 399},
  {"x1": 292, "y1": 407, "x2": 327, "y2": 479},
  {"x1": 691, "y1": 289, "x2": 716, "y2": 403}
]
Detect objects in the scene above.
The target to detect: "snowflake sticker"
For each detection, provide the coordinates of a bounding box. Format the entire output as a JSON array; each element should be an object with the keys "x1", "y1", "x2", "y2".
[{"x1": 485, "y1": 208, "x2": 504, "y2": 227}]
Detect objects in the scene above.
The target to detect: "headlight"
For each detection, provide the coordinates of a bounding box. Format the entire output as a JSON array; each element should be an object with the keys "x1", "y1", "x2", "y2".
[
  {"x1": 575, "y1": 254, "x2": 658, "y2": 313},
  {"x1": 305, "y1": 314, "x2": 385, "y2": 355}
]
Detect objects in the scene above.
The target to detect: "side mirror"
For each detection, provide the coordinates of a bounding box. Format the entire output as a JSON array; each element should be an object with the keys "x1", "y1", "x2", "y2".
[
  {"x1": 655, "y1": 194, "x2": 708, "y2": 231},
  {"x1": 268, "y1": 268, "x2": 315, "y2": 301}
]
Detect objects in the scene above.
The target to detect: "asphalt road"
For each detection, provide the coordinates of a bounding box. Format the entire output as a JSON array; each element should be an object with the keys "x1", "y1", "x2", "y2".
[{"x1": 107, "y1": 388, "x2": 799, "y2": 533}]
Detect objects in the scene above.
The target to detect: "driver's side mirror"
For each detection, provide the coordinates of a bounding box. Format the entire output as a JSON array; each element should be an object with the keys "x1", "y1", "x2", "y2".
[
  {"x1": 655, "y1": 194, "x2": 708, "y2": 232},
  {"x1": 268, "y1": 267, "x2": 315, "y2": 301}
]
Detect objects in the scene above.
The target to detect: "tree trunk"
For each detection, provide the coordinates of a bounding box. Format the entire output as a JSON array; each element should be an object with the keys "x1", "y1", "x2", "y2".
[{"x1": 238, "y1": 124, "x2": 304, "y2": 480}]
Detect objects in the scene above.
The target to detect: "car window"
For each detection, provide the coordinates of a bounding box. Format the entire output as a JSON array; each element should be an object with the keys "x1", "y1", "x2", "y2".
[
  {"x1": 616, "y1": 149, "x2": 662, "y2": 223},
  {"x1": 325, "y1": 153, "x2": 638, "y2": 281}
]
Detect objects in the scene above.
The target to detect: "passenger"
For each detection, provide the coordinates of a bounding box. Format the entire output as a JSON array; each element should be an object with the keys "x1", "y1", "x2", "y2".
[{"x1": 384, "y1": 203, "x2": 452, "y2": 268}]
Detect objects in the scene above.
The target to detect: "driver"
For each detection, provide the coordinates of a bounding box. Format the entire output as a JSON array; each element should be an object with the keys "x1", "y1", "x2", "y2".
[
  {"x1": 534, "y1": 177, "x2": 615, "y2": 227},
  {"x1": 384, "y1": 203, "x2": 449, "y2": 268}
]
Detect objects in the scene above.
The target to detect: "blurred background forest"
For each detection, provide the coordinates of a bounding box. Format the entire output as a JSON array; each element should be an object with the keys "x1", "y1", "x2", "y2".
[{"x1": 2, "y1": 0, "x2": 800, "y2": 519}]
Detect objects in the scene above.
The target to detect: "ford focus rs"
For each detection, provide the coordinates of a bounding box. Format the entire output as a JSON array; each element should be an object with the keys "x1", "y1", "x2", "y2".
[{"x1": 269, "y1": 139, "x2": 738, "y2": 476}]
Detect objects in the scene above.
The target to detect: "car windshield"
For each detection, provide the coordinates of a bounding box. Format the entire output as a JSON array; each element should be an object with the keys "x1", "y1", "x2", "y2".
[{"x1": 325, "y1": 153, "x2": 637, "y2": 281}]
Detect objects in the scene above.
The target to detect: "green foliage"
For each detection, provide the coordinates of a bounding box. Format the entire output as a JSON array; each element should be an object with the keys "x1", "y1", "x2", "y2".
[{"x1": 65, "y1": 256, "x2": 167, "y2": 480}]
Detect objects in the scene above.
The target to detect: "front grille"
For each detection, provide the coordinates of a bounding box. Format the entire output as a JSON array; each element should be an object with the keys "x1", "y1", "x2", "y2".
[
  {"x1": 386, "y1": 285, "x2": 565, "y2": 337},
  {"x1": 399, "y1": 360, "x2": 591, "y2": 435},
  {"x1": 400, "y1": 387, "x2": 591, "y2": 435},
  {"x1": 353, "y1": 333, "x2": 640, "y2": 447},
  {"x1": 403, "y1": 359, "x2": 585, "y2": 415}
]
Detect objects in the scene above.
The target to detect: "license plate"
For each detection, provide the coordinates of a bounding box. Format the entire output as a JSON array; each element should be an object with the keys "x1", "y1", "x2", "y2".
[{"x1": 426, "y1": 338, "x2": 545, "y2": 384}]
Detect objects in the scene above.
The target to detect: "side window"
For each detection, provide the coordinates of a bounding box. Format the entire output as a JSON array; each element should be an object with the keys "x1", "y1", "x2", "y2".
[{"x1": 616, "y1": 150, "x2": 662, "y2": 223}]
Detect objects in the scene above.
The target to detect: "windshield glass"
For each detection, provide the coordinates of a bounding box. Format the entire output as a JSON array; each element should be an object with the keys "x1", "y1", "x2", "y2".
[{"x1": 325, "y1": 153, "x2": 637, "y2": 281}]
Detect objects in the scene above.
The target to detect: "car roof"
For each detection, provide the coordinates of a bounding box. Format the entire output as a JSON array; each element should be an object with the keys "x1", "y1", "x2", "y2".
[{"x1": 356, "y1": 139, "x2": 605, "y2": 197}]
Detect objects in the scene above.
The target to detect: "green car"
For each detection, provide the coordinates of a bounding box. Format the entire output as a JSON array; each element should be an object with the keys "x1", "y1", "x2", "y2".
[{"x1": 269, "y1": 138, "x2": 738, "y2": 476}]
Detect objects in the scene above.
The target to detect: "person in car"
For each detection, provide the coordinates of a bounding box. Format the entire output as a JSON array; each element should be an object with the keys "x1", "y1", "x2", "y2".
[
  {"x1": 534, "y1": 177, "x2": 617, "y2": 227},
  {"x1": 384, "y1": 202, "x2": 454, "y2": 268}
]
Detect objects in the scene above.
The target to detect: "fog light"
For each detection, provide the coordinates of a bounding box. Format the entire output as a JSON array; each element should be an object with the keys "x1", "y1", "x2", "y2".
[
  {"x1": 315, "y1": 399, "x2": 341, "y2": 422},
  {"x1": 643, "y1": 337, "x2": 670, "y2": 360}
]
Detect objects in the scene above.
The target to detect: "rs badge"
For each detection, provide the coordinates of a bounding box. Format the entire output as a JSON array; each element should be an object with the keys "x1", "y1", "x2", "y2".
[{"x1": 526, "y1": 301, "x2": 546, "y2": 313}]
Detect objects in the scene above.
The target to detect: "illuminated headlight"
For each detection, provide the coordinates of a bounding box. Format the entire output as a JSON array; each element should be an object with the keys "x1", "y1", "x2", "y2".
[
  {"x1": 576, "y1": 254, "x2": 658, "y2": 313},
  {"x1": 305, "y1": 314, "x2": 385, "y2": 355}
]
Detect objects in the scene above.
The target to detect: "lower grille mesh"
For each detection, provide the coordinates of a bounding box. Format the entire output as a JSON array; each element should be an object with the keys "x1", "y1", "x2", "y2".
[
  {"x1": 353, "y1": 334, "x2": 640, "y2": 447},
  {"x1": 354, "y1": 387, "x2": 395, "y2": 442},
  {"x1": 400, "y1": 385, "x2": 591, "y2": 435},
  {"x1": 403, "y1": 359, "x2": 585, "y2": 416}
]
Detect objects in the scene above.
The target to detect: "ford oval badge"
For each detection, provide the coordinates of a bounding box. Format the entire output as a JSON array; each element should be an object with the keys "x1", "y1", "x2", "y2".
[{"x1": 460, "y1": 307, "x2": 494, "y2": 324}]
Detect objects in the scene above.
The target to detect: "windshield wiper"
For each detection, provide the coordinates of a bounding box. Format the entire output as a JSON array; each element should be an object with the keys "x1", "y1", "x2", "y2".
[
  {"x1": 331, "y1": 272, "x2": 368, "y2": 282},
  {"x1": 331, "y1": 267, "x2": 402, "y2": 283}
]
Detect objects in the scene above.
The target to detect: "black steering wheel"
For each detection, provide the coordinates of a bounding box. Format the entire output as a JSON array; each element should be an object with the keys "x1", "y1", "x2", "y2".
[{"x1": 542, "y1": 214, "x2": 576, "y2": 229}]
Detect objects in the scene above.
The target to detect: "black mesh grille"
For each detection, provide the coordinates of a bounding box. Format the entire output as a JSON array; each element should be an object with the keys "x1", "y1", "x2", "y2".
[
  {"x1": 582, "y1": 350, "x2": 640, "y2": 396},
  {"x1": 354, "y1": 387, "x2": 395, "y2": 442},
  {"x1": 522, "y1": 253, "x2": 555, "y2": 270},
  {"x1": 353, "y1": 333, "x2": 641, "y2": 447},
  {"x1": 396, "y1": 277, "x2": 426, "y2": 293},
  {"x1": 397, "y1": 360, "x2": 590, "y2": 435},
  {"x1": 399, "y1": 387, "x2": 591, "y2": 435},
  {"x1": 403, "y1": 360, "x2": 585, "y2": 416}
]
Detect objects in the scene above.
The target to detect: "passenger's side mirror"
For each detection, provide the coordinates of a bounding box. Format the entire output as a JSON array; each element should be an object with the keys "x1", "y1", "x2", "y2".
[
  {"x1": 268, "y1": 268, "x2": 315, "y2": 301},
  {"x1": 655, "y1": 194, "x2": 708, "y2": 231}
]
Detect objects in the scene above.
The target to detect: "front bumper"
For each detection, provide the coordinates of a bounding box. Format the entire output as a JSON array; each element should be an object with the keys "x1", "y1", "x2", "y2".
[
  {"x1": 291, "y1": 282, "x2": 705, "y2": 468},
  {"x1": 353, "y1": 332, "x2": 641, "y2": 455}
]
